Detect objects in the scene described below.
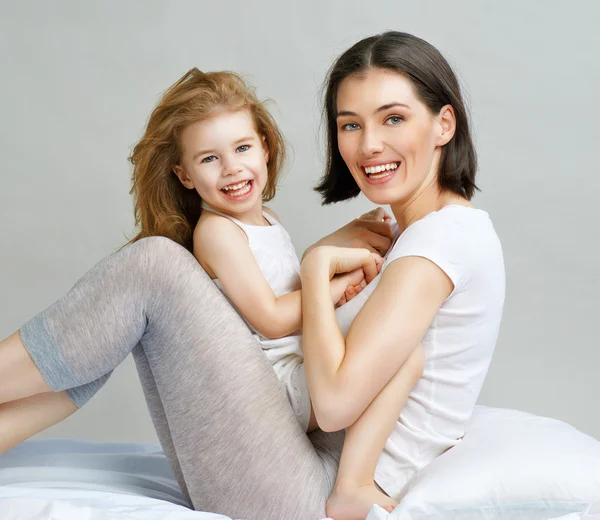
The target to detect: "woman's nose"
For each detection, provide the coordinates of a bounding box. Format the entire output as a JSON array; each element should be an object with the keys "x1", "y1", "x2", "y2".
[{"x1": 360, "y1": 128, "x2": 384, "y2": 156}]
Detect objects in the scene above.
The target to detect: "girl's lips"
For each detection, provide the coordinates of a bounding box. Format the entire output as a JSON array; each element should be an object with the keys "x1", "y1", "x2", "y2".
[{"x1": 221, "y1": 179, "x2": 254, "y2": 201}]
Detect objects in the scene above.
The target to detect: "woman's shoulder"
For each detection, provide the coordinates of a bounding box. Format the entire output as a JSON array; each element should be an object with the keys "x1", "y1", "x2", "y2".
[
  {"x1": 384, "y1": 205, "x2": 502, "y2": 291},
  {"x1": 397, "y1": 205, "x2": 493, "y2": 247}
]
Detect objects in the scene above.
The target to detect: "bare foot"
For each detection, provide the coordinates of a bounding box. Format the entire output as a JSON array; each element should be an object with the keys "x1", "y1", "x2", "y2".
[{"x1": 326, "y1": 484, "x2": 397, "y2": 520}]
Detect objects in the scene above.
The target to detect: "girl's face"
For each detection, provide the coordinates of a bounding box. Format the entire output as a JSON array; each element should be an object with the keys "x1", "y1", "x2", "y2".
[
  {"x1": 335, "y1": 68, "x2": 454, "y2": 207},
  {"x1": 174, "y1": 109, "x2": 269, "y2": 216}
]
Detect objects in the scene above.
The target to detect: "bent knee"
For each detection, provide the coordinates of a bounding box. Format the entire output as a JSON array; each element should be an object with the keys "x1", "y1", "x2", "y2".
[
  {"x1": 134, "y1": 236, "x2": 189, "y2": 259},
  {"x1": 130, "y1": 236, "x2": 215, "y2": 299},
  {"x1": 131, "y1": 236, "x2": 199, "y2": 275}
]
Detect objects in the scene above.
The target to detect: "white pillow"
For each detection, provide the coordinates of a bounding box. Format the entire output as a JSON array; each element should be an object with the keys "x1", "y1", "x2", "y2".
[{"x1": 384, "y1": 406, "x2": 600, "y2": 520}]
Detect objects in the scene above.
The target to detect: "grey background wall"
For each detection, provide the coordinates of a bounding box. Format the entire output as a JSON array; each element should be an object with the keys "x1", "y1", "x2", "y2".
[{"x1": 1, "y1": 1, "x2": 598, "y2": 443}]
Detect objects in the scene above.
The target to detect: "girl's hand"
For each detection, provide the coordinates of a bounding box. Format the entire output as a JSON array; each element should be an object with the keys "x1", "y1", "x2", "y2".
[{"x1": 329, "y1": 268, "x2": 368, "y2": 307}]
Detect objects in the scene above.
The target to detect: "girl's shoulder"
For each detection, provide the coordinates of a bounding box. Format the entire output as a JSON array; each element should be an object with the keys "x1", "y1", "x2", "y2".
[
  {"x1": 193, "y1": 212, "x2": 249, "y2": 276},
  {"x1": 195, "y1": 209, "x2": 248, "y2": 242},
  {"x1": 262, "y1": 206, "x2": 280, "y2": 223}
]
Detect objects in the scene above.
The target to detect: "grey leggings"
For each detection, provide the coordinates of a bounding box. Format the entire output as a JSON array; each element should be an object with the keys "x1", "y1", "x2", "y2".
[{"x1": 19, "y1": 237, "x2": 342, "y2": 520}]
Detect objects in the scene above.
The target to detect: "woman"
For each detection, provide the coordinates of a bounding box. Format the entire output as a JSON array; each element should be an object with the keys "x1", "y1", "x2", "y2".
[
  {"x1": 302, "y1": 31, "x2": 504, "y2": 519},
  {"x1": 0, "y1": 31, "x2": 504, "y2": 520}
]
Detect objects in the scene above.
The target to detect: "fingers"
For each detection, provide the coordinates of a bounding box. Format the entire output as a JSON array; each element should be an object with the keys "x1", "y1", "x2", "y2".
[
  {"x1": 359, "y1": 218, "x2": 395, "y2": 239},
  {"x1": 361, "y1": 229, "x2": 393, "y2": 256},
  {"x1": 334, "y1": 248, "x2": 383, "y2": 284},
  {"x1": 357, "y1": 243, "x2": 379, "y2": 255},
  {"x1": 331, "y1": 247, "x2": 380, "y2": 277},
  {"x1": 375, "y1": 253, "x2": 384, "y2": 273},
  {"x1": 346, "y1": 279, "x2": 366, "y2": 298},
  {"x1": 346, "y1": 267, "x2": 366, "y2": 287},
  {"x1": 357, "y1": 250, "x2": 381, "y2": 284},
  {"x1": 336, "y1": 257, "x2": 377, "y2": 307},
  {"x1": 360, "y1": 207, "x2": 392, "y2": 222}
]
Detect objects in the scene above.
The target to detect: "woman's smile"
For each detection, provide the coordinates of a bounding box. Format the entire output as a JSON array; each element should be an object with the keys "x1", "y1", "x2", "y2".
[{"x1": 362, "y1": 161, "x2": 400, "y2": 184}]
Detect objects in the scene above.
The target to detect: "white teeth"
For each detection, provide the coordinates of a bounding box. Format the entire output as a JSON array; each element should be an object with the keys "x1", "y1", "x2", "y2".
[
  {"x1": 364, "y1": 163, "x2": 398, "y2": 175},
  {"x1": 223, "y1": 180, "x2": 250, "y2": 192},
  {"x1": 222, "y1": 180, "x2": 251, "y2": 197}
]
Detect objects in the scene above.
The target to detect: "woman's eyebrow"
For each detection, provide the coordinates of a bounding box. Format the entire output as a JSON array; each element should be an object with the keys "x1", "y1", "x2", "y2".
[
  {"x1": 336, "y1": 102, "x2": 411, "y2": 118},
  {"x1": 375, "y1": 102, "x2": 410, "y2": 113}
]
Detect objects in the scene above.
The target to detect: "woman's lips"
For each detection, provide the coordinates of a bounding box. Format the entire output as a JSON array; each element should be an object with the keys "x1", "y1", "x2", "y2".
[{"x1": 362, "y1": 162, "x2": 400, "y2": 184}]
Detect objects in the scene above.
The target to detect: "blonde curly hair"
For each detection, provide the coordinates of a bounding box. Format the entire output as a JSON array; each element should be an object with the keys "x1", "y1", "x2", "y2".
[{"x1": 126, "y1": 68, "x2": 286, "y2": 251}]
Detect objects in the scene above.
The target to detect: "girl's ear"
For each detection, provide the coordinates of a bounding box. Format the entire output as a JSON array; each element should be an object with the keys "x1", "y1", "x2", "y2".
[
  {"x1": 173, "y1": 165, "x2": 195, "y2": 190},
  {"x1": 262, "y1": 136, "x2": 269, "y2": 164}
]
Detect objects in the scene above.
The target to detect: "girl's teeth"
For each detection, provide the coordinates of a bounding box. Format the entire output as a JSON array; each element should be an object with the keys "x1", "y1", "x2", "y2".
[
  {"x1": 223, "y1": 181, "x2": 249, "y2": 191},
  {"x1": 223, "y1": 180, "x2": 251, "y2": 197}
]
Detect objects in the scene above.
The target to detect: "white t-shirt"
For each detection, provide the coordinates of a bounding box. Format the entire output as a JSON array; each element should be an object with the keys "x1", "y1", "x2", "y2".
[{"x1": 334, "y1": 205, "x2": 505, "y2": 498}]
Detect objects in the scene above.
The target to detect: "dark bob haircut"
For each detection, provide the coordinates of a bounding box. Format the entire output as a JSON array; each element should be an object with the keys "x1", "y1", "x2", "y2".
[{"x1": 315, "y1": 31, "x2": 478, "y2": 204}]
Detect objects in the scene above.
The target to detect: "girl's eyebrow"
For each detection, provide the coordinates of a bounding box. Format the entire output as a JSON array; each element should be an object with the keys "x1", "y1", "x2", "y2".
[
  {"x1": 192, "y1": 136, "x2": 254, "y2": 160},
  {"x1": 192, "y1": 148, "x2": 214, "y2": 161},
  {"x1": 336, "y1": 102, "x2": 411, "y2": 118},
  {"x1": 233, "y1": 136, "x2": 254, "y2": 144}
]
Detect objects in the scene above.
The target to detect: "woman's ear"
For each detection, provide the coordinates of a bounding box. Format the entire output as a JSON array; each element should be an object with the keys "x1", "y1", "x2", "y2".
[
  {"x1": 436, "y1": 104, "x2": 456, "y2": 147},
  {"x1": 173, "y1": 165, "x2": 195, "y2": 190}
]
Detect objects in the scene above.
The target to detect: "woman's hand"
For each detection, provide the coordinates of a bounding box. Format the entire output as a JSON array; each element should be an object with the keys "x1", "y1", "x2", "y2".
[
  {"x1": 303, "y1": 207, "x2": 394, "y2": 258},
  {"x1": 303, "y1": 245, "x2": 383, "y2": 299}
]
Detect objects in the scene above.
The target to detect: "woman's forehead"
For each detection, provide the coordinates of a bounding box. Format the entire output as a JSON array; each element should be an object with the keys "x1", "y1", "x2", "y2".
[{"x1": 336, "y1": 69, "x2": 417, "y2": 113}]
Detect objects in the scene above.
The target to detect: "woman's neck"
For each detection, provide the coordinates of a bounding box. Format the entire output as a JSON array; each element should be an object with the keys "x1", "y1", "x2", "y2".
[{"x1": 390, "y1": 180, "x2": 471, "y2": 234}]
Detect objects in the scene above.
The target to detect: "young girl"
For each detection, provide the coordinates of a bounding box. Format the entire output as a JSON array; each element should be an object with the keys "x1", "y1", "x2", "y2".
[{"x1": 165, "y1": 68, "x2": 423, "y2": 517}]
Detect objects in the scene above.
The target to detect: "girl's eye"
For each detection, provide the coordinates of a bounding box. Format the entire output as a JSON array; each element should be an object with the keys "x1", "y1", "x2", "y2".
[
  {"x1": 236, "y1": 144, "x2": 250, "y2": 152},
  {"x1": 341, "y1": 122, "x2": 361, "y2": 131},
  {"x1": 385, "y1": 115, "x2": 404, "y2": 125},
  {"x1": 201, "y1": 155, "x2": 217, "y2": 163}
]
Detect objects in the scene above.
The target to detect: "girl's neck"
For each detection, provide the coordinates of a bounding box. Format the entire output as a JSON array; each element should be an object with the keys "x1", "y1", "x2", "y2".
[
  {"x1": 237, "y1": 204, "x2": 270, "y2": 226},
  {"x1": 203, "y1": 200, "x2": 269, "y2": 226}
]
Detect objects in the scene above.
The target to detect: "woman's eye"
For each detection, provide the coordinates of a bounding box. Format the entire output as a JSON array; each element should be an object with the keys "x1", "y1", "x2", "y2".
[
  {"x1": 341, "y1": 122, "x2": 360, "y2": 131},
  {"x1": 236, "y1": 145, "x2": 250, "y2": 152},
  {"x1": 385, "y1": 115, "x2": 404, "y2": 125},
  {"x1": 201, "y1": 155, "x2": 217, "y2": 163}
]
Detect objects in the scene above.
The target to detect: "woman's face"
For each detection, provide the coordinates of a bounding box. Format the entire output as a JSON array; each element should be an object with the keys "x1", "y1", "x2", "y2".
[{"x1": 336, "y1": 68, "x2": 453, "y2": 207}]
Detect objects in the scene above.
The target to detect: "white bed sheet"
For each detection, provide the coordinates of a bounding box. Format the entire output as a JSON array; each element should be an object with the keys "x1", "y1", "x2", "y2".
[
  {"x1": 0, "y1": 439, "x2": 233, "y2": 520},
  {"x1": 0, "y1": 437, "x2": 597, "y2": 520},
  {"x1": 0, "y1": 487, "x2": 230, "y2": 520},
  {"x1": 365, "y1": 504, "x2": 600, "y2": 520}
]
